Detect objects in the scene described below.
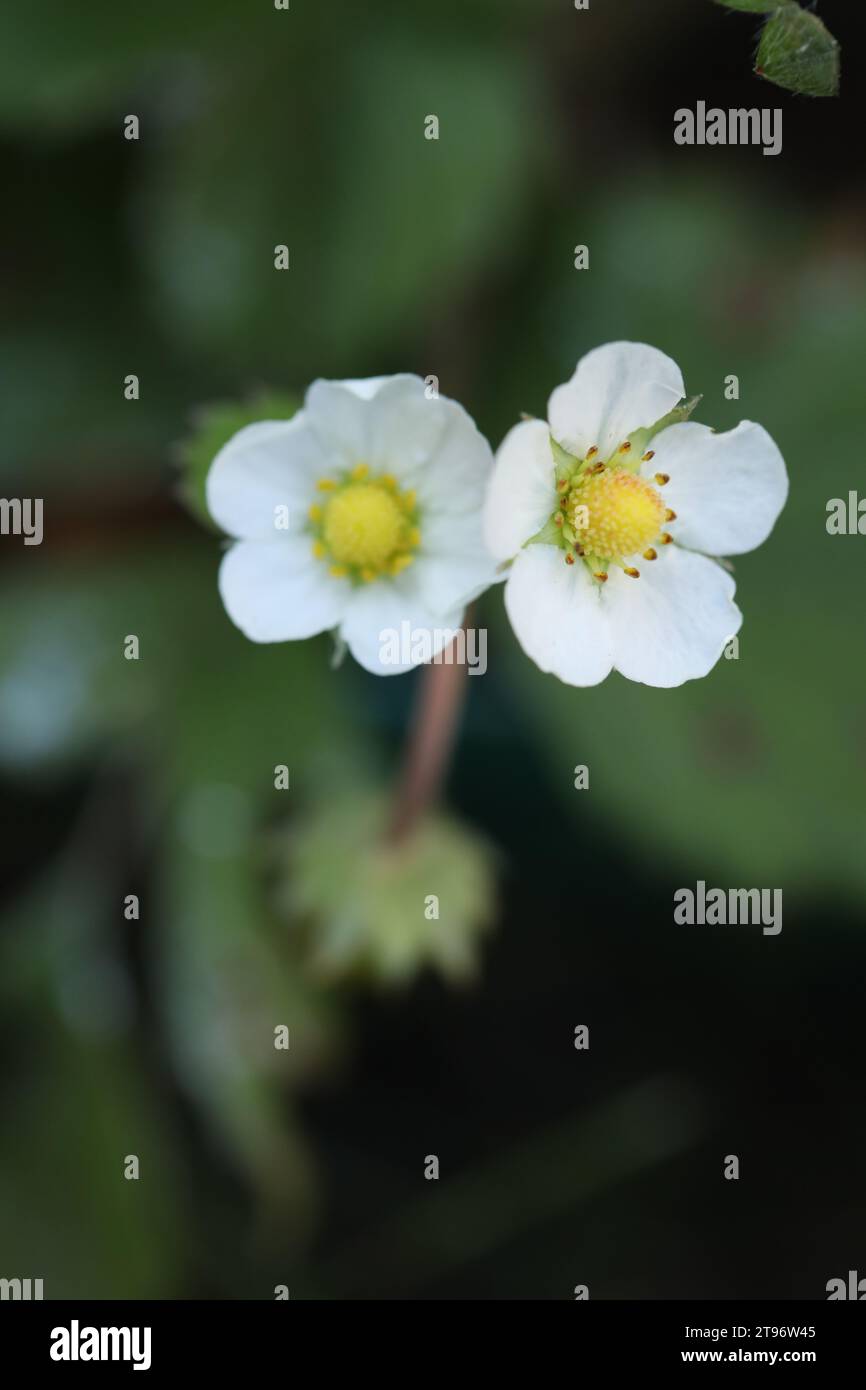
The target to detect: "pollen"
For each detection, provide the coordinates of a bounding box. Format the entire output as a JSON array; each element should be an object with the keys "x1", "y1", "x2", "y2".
[
  {"x1": 567, "y1": 469, "x2": 666, "y2": 563},
  {"x1": 311, "y1": 471, "x2": 420, "y2": 583}
]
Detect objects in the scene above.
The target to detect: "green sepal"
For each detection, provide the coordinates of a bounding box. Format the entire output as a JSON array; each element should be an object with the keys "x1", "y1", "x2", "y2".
[
  {"x1": 550, "y1": 433, "x2": 580, "y2": 484},
  {"x1": 524, "y1": 515, "x2": 565, "y2": 549},
  {"x1": 628, "y1": 394, "x2": 702, "y2": 461}
]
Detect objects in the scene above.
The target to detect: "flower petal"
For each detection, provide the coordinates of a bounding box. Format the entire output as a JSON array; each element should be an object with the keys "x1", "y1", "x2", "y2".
[
  {"x1": 414, "y1": 397, "x2": 495, "y2": 512},
  {"x1": 547, "y1": 341, "x2": 685, "y2": 461},
  {"x1": 306, "y1": 375, "x2": 494, "y2": 504},
  {"x1": 483, "y1": 419, "x2": 556, "y2": 561},
  {"x1": 604, "y1": 544, "x2": 741, "y2": 688},
  {"x1": 218, "y1": 538, "x2": 348, "y2": 643},
  {"x1": 339, "y1": 575, "x2": 465, "y2": 676},
  {"x1": 413, "y1": 508, "x2": 500, "y2": 613},
  {"x1": 305, "y1": 375, "x2": 443, "y2": 480},
  {"x1": 504, "y1": 545, "x2": 614, "y2": 687},
  {"x1": 645, "y1": 420, "x2": 788, "y2": 557},
  {"x1": 206, "y1": 417, "x2": 328, "y2": 540}
]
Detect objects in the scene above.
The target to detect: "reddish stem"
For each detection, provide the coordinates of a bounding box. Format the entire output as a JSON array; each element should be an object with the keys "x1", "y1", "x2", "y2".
[{"x1": 387, "y1": 625, "x2": 471, "y2": 845}]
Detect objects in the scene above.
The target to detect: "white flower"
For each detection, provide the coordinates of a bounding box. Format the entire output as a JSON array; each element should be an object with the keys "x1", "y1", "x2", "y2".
[
  {"x1": 483, "y1": 342, "x2": 788, "y2": 688},
  {"x1": 206, "y1": 375, "x2": 497, "y2": 675}
]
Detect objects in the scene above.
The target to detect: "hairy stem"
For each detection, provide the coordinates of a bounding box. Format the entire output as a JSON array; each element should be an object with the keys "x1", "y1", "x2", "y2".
[{"x1": 387, "y1": 622, "x2": 472, "y2": 845}]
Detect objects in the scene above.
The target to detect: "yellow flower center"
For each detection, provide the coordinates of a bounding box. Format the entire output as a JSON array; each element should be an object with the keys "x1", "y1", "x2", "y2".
[
  {"x1": 568, "y1": 469, "x2": 665, "y2": 562},
  {"x1": 309, "y1": 466, "x2": 420, "y2": 582}
]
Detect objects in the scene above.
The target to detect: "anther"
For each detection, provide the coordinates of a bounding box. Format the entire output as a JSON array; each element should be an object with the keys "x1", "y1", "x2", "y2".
[
  {"x1": 642, "y1": 450, "x2": 655, "y2": 462},
  {"x1": 665, "y1": 508, "x2": 677, "y2": 522},
  {"x1": 553, "y1": 512, "x2": 563, "y2": 526},
  {"x1": 564, "y1": 552, "x2": 575, "y2": 565},
  {"x1": 557, "y1": 478, "x2": 569, "y2": 493},
  {"x1": 586, "y1": 446, "x2": 598, "y2": 460},
  {"x1": 660, "y1": 532, "x2": 673, "y2": 545},
  {"x1": 654, "y1": 473, "x2": 670, "y2": 486},
  {"x1": 619, "y1": 441, "x2": 632, "y2": 453},
  {"x1": 643, "y1": 547, "x2": 657, "y2": 561},
  {"x1": 624, "y1": 567, "x2": 640, "y2": 578},
  {"x1": 593, "y1": 571, "x2": 608, "y2": 583}
]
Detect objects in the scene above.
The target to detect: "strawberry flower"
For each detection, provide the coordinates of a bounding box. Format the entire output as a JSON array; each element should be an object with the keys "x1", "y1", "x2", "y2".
[{"x1": 483, "y1": 341, "x2": 788, "y2": 688}]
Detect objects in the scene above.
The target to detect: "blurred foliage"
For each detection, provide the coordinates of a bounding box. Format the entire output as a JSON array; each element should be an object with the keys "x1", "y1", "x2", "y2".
[{"x1": 281, "y1": 791, "x2": 497, "y2": 985}]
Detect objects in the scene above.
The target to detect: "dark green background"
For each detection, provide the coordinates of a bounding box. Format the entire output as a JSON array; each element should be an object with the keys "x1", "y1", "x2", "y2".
[{"x1": 0, "y1": 0, "x2": 863, "y2": 1298}]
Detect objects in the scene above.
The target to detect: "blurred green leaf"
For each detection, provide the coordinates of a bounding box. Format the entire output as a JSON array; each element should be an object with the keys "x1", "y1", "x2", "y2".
[
  {"x1": 177, "y1": 390, "x2": 300, "y2": 529},
  {"x1": 756, "y1": 6, "x2": 840, "y2": 97},
  {"x1": 142, "y1": 37, "x2": 540, "y2": 378},
  {"x1": 0, "y1": 862, "x2": 186, "y2": 1297}
]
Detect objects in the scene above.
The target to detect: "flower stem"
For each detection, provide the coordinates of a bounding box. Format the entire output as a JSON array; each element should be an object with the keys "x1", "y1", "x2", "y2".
[{"x1": 387, "y1": 622, "x2": 471, "y2": 846}]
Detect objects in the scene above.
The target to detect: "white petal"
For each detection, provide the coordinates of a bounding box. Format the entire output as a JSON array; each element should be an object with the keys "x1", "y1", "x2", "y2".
[
  {"x1": 206, "y1": 417, "x2": 328, "y2": 540},
  {"x1": 339, "y1": 575, "x2": 465, "y2": 677},
  {"x1": 412, "y1": 397, "x2": 495, "y2": 511},
  {"x1": 604, "y1": 544, "x2": 741, "y2": 688},
  {"x1": 305, "y1": 374, "x2": 441, "y2": 480},
  {"x1": 483, "y1": 419, "x2": 556, "y2": 561},
  {"x1": 337, "y1": 377, "x2": 391, "y2": 401},
  {"x1": 504, "y1": 545, "x2": 614, "y2": 687},
  {"x1": 645, "y1": 420, "x2": 788, "y2": 557},
  {"x1": 306, "y1": 375, "x2": 493, "y2": 508},
  {"x1": 413, "y1": 508, "x2": 499, "y2": 612},
  {"x1": 218, "y1": 538, "x2": 348, "y2": 643},
  {"x1": 548, "y1": 341, "x2": 685, "y2": 461}
]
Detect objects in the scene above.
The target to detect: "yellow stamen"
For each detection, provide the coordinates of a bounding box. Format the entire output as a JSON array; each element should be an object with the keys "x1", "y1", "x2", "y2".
[{"x1": 566, "y1": 469, "x2": 665, "y2": 562}]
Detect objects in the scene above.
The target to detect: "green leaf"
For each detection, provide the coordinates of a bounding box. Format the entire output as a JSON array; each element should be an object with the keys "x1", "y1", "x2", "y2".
[
  {"x1": 713, "y1": 0, "x2": 788, "y2": 12},
  {"x1": 176, "y1": 390, "x2": 300, "y2": 530},
  {"x1": 143, "y1": 38, "x2": 539, "y2": 379},
  {"x1": 756, "y1": 6, "x2": 840, "y2": 97}
]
